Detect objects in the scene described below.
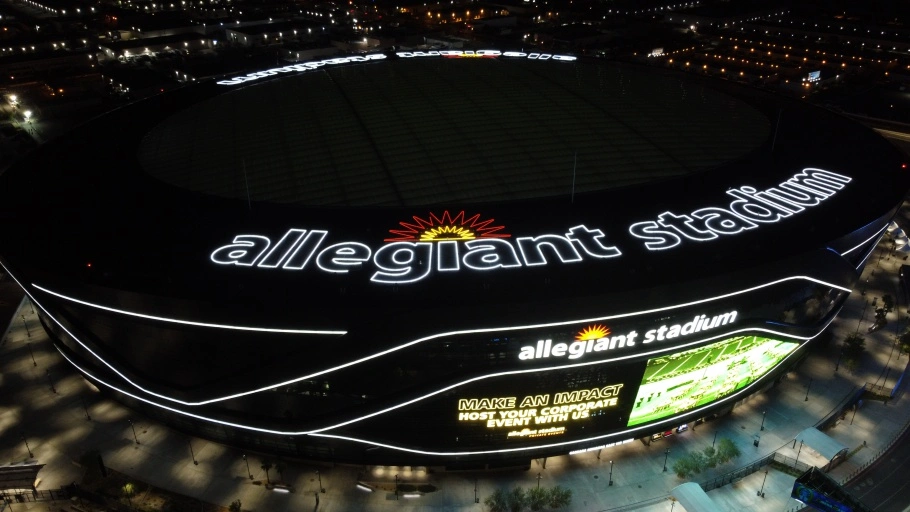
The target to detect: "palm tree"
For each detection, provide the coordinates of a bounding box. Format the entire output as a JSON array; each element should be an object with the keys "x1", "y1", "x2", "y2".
[{"x1": 261, "y1": 461, "x2": 273, "y2": 484}]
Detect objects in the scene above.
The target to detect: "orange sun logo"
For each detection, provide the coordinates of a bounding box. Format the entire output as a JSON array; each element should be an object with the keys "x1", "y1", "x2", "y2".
[
  {"x1": 385, "y1": 211, "x2": 510, "y2": 242},
  {"x1": 576, "y1": 325, "x2": 610, "y2": 341}
]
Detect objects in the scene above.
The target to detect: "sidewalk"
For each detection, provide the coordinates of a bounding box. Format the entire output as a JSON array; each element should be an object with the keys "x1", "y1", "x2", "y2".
[{"x1": 1, "y1": 232, "x2": 909, "y2": 512}]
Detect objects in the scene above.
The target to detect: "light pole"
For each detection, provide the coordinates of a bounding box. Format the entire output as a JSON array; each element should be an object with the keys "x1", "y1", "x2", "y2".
[
  {"x1": 22, "y1": 434, "x2": 33, "y2": 458},
  {"x1": 609, "y1": 460, "x2": 614, "y2": 486},
  {"x1": 474, "y1": 478, "x2": 478, "y2": 504},
  {"x1": 804, "y1": 378, "x2": 812, "y2": 401},
  {"x1": 537, "y1": 472, "x2": 541, "y2": 489},
  {"x1": 26, "y1": 341, "x2": 36, "y2": 367},
  {"x1": 188, "y1": 439, "x2": 198, "y2": 465},
  {"x1": 128, "y1": 419, "x2": 139, "y2": 445},
  {"x1": 757, "y1": 469, "x2": 768, "y2": 497},
  {"x1": 795, "y1": 440, "x2": 804, "y2": 466},
  {"x1": 663, "y1": 449, "x2": 670, "y2": 472},
  {"x1": 395, "y1": 474, "x2": 399, "y2": 500},
  {"x1": 760, "y1": 410, "x2": 766, "y2": 431},
  {"x1": 242, "y1": 454, "x2": 252, "y2": 480},
  {"x1": 712, "y1": 431, "x2": 717, "y2": 448},
  {"x1": 317, "y1": 470, "x2": 325, "y2": 493},
  {"x1": 45, "y1": 369, "x2": 56, "y2": 394},
  {"x1": 81, "y1": 397, "x2": 91, "y2": 421}
]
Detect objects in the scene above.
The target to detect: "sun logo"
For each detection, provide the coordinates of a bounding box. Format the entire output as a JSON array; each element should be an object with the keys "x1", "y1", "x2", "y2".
[
  {"x1": 576, "y1": 325, "x2": 610, "y2": 341},
  {"x1": 385, "y1": 211, "x2": 510, "y2": 242}
]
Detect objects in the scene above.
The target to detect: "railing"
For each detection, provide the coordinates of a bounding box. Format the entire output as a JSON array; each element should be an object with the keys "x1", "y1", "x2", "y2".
[{"x1": 0, "y1": 488, "x2": 69, "y2": 503}]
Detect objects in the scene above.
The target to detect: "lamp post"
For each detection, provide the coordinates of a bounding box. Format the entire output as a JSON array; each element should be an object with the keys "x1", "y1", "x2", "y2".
[
  {"x1": 712, "y1": 431, "x2": 717, "y2": 448},
  {"x1": 395, "y1": 474, "x2": 399, "y2": 500},
  {"x1": 128, "y1": 419, "x2": 139, "y2": 445},
  {"x1": 45, "y1": 369, "x2": 56, "y2": 394},
  {"x1": 22, "y1": 434, "x2": 33, "y2": 458},
  {"x1": 242, "y1": 454, "x2": 252, "y2": 480},
  {"x1": 757, "y1": 469, "x2": 768, "y2": 497},
  {"x1": 804, "y1": 378, "x2": 812, "y2": 401},
  {"x1": 81, "y1": 397, "x2": 91, "y2": 421},
  {"x1": 663, "y1": 449, "x2": 670, "y2": 472},
  {"x1": 317, "y1": 470, "x2": 325, "y2": 493},
  {"x1": 536, "y1": 472, "x2": 541, "y2": 489},
  {"x1": 760, "y1": 411, "x2": 766, "y2": 431},
  {"x1": 474, "y1": 478, "x2": 478, "y2": 504},
  {"x1": 188, "y1": 439, "x2": 198, "y2": 465},
  {"x1": 795, "y1": 440, "x2": 804, "y2": 465},
  {"x1": 609, "y1": 460, "x2": 614, "y2": 486},
  {"x1": 26, "y1": 341, "x2": 36, "y2": 366}
]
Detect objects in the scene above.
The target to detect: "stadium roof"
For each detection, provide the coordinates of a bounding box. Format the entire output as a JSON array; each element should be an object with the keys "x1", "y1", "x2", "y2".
[{"x1": 137, "y1": 57, "x2": 769, "y2": 206}]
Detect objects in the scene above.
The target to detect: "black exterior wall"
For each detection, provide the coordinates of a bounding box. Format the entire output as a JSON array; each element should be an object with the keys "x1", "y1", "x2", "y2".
[{"x1": 1, "y1": 53, "x2": 908, "y2": 466}]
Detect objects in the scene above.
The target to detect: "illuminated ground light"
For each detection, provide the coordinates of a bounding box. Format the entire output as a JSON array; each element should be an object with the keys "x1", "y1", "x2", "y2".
[{"x1": 627, "y1": 335, "x2": 797, "y2": 426}]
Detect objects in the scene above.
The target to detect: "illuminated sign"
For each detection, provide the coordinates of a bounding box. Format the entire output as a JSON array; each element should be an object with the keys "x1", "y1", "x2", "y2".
[
  {"x1": 627, "y1": 335, "x2": 797, "y2": 427},
  {"x1": 211, "y1": 213, "x2": 621, "y2": 284},
  {"x1": 457, "y1": 385, "x2": 623, "y2": 439},
  {"x1": 216, "y1": 49, "x2": 577, "y2": 86},
  {"x1": 807, "y1": 70, "x2": 821, "y2": 83},
  {"x1": 629, "y1": 168, "x2": 851, "y2": 251},
  {"x1": 210, "y1": 169, "x2": 851, "y2": 284},
  {"x1": 518, "y1": 311, "x2": 737, "y2": 361}
]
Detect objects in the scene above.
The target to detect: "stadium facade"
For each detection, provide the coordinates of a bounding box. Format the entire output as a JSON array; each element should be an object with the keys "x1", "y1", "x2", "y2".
[{"x1": 0, "y1": 50, "x2": 908, "y2": 467}]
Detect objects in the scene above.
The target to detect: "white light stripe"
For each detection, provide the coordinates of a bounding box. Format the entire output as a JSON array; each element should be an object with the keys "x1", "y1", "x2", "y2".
[
  {"x1": 312, "y1": 340, "x2": 817, "y2": 456},
  {"x1": 28, "y1": 275, "x2": 851, "y2": 407},
  {"x1": 839, "y1": 223, "x2": 888, "y2": 256},
  {"x1": 52, "y1": 327, "x2": 820, "y2": 456},
  {"x1": 30, "y1": 284, "x2": 346, "y2": 335}
]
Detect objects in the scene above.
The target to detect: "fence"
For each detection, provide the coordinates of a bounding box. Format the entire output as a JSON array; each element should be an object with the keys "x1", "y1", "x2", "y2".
[{"x1": 0, "y1": 488, "x2": 70, "y2": 503}]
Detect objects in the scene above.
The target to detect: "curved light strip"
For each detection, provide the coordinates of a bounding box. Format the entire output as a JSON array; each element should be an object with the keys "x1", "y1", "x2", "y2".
[
  {"x1": 28, "y1": 275, "x2": 851, "y2": 407},
  {"x1": 53, "y1": 327, "x2": 817, "y2": 456},
  {"x1": 839, "y1": 223, "x2": 888, "y2": 256},
  {"x1": 30, "y1": 284, "x2": 346, "y2": 335}
]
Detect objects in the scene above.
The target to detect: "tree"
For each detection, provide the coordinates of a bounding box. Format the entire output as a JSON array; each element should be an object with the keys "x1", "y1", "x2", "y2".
[
  {"x1": 703, "y1": 446, "x2": 718, "y2": 468},
  {"x1": 689, "y1": 451, "x2": 708, "y2": 474},
  {"x1": 260, "y1": 460, "x2": 273, "y2": 485},
  {"x1": 527, "y1": 487, "x2": 548, "y2": 511},
  {"x1": 882, "y1": 295, "x2": 895, "y2": 314},
  {"x1": 843, "y1": 333, "x2": 866, "y2": 369},
  {"x1": 229, "y1": 499, "x2": 242, "y2": 512},
  {"x1": 547, "y1": 485, "x2": 572, "y2": 510},
  {"x1": 121, "y1": 482, "x2": 135, "y2": 510},
  {"x1": 716, "y1": 438, "x2": 741, "y2": 464},
  {"x1": 484, "y1": 488, "x2": 508, "y2": 512},
  {"x1": 507, "y1": 487, "x2": 527, "y2": 512},
  {"x1": 899, "y1": 329, "x2": 910, "y2": 356},
  {"x1": 673, "y1": 457, "x2": 695, "y2": 478}
]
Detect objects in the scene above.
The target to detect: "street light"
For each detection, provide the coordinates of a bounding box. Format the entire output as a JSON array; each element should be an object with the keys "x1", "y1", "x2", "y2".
[
  {"x1": 609, "y1": 460, "x2": 614, "y2": 486},
  {"x1": 757, "y1": 469, "x2": 768, "y2": 497},
  {"x1": 21, "y1": 434, "x2": 33, "y2": 458},
  {"x1": 760, "y1": 410, "x2": 766, "y2": 431},
  {"x1": 26, "y1": 341, "x2": 36, "y2": 366},
  {"x1": 805, "y1": 378, "x2": 812, "y2": 401},
  {"x1": 536, "y1": 472, "x2": 541, "y2": 489},
  {"x1": 242, "y1": 454, "x2": 252, "y2": 480},
  {"x1": 45, "y1": 369, "x2": 56, "y2": 394},
  {"x1": 128, "y1": 419, "x2": 140, "y2": 445},
  {"x1": 316, "y1": 470, "x2": 325, "y2": 493},
  {"x1": 795, "y1": 440, "x2": 804, "y2": 465},
  {"x1": 23, "y1": 110, "x2": 32, "y2": 122},
  {"x1": 663, "y1": 449, "x2": 670, "y2": 472},
  {"x1": 188, "y1": 439, "x2": 198, "y2": 465}
]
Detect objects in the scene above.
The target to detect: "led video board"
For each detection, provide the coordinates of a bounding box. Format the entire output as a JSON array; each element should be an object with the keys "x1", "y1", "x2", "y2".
[{"x1": 628, "y1": 335, "x2": 798, "y2": 427}]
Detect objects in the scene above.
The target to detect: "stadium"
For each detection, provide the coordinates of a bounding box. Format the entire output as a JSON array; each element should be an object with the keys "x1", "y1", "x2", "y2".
[{"x1": 0, "y1": 49, "x2": 907, "y2": 467}]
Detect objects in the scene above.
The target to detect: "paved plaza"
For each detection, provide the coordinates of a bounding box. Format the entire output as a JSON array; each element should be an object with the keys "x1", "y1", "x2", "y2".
[{"x1": 1, "y1": 229, "x2": 909, "y2": 512}]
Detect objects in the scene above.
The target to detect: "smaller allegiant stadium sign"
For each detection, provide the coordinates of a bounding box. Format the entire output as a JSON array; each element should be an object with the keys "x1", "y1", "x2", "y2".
[
  {"x1": 517, "y1": 311, "x2": 738, "y2": 361},
  {"x1": 209, "y1": 169, "x2": 851, "y2": 284}
]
